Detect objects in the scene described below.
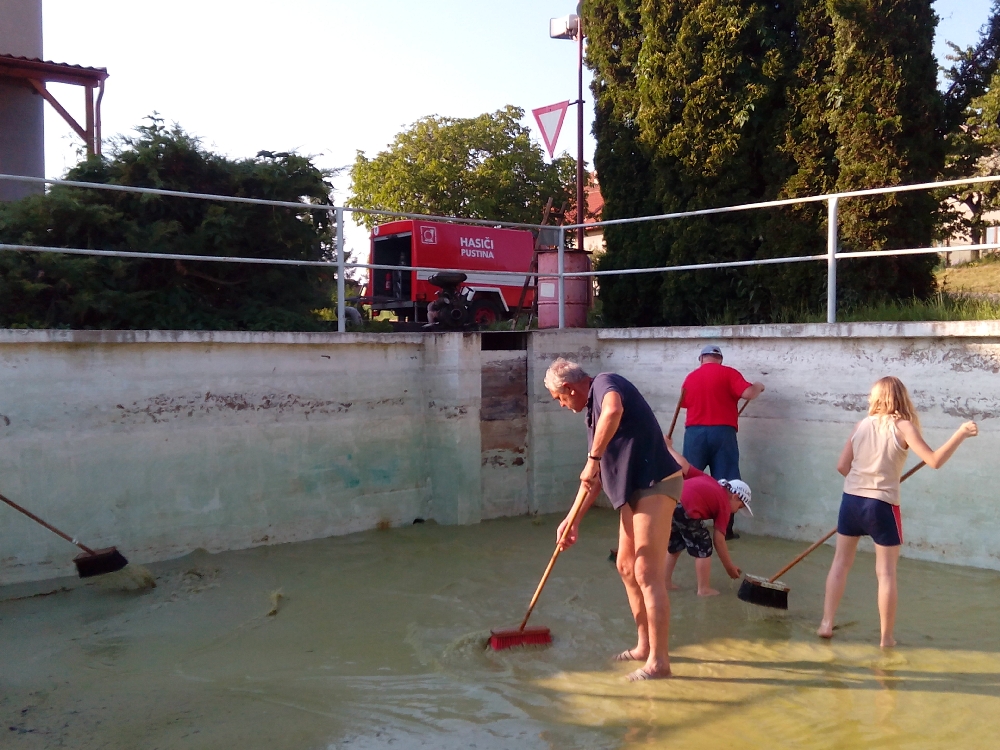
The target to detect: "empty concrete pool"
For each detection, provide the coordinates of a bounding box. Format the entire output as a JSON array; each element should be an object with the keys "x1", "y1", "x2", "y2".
[{"x1": 3, "y1": 512, "x2": 1000, "y2": 749}]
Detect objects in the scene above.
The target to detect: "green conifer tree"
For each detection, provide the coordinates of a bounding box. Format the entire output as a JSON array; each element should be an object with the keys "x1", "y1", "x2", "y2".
[{"x1": 588, "y1": 0, "x2": 943, "y2": 325}]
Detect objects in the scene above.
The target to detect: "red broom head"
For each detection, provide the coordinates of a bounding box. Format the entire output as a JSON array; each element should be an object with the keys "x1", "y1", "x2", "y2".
[{"x1": 489, "y1": 626, "x2": 552, "y2": 651}]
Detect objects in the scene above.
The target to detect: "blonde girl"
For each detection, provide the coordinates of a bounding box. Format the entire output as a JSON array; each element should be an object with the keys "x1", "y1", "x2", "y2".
[{"x1": 817, "y1": 376, "x2": 977, "y2": 647}]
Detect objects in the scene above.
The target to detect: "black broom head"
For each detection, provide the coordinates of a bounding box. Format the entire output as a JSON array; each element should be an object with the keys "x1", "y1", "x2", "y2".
[
  {"x1": 737, "y1": 574, "x2": 790, "y2": 610},
  {"x1": 74, "y1": 547, "x2": 129, "y2": 578}
]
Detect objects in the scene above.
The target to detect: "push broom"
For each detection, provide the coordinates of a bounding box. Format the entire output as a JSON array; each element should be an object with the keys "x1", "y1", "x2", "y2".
[
  {"x1": 737, "y1": 461, "x2": 925, "y2": 609},
  {"x1": 1, "y1": 491, "x2": 129, "y2": 578},
  {"x1": 490, "y1": 482, "x2": 592, "y2": 650}
]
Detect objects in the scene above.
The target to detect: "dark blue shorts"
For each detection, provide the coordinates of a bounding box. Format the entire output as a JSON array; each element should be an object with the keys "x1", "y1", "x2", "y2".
[
  {"x1": 683, "y1": 425, "x2": 740, "y2": 480},
  {"x1": 837, "y1": 493, "x2": 903, "y2": 547}
]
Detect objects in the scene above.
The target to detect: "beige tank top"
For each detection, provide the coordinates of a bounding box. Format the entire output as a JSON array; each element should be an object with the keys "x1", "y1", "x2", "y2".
[{"x1": 842, "y1": 416, "x2": 909, "y2": 505}]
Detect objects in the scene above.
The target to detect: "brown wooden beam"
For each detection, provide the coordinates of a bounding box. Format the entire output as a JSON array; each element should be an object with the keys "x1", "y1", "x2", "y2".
[
  {"x1": 85, "y1": 84, "x2": 95, "y2": 155},
  {"x1": 27, "y1": 78, "x2": 87, "y2": 142}
]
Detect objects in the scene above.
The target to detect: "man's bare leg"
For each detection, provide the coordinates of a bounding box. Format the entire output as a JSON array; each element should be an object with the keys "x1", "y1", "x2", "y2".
[
  {"x1": 818, "y1": 534, "x2": 859, "y2": 638},
  {"x1": 874, "y1": 544, "x2": 900, "y2": 648},
  {"x1": 664, "y1": 550, "x2": 682, "y2": 591},
  {"x1": 628, "y1": 493, "x2": 677, "y2": 679},
  {"x1": 616, "y1": 505, "x2": 649, "y2": 662},
  {"x1": 695, "y1": 556, "x2": 719, "y2": 597}
]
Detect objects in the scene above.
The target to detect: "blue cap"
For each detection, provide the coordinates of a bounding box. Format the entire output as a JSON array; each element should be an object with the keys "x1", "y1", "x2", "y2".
[{"x1": 700, "y1": 344, "x2": 722, "y2": 357}]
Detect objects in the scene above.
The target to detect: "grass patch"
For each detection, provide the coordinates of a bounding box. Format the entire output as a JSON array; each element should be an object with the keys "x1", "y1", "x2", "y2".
[
  {"x1": 705, "y1": 292, "x2": 1000, "y2": 326},
  {"x1": 935, "y1": 253, "x2": 1000, "y2": 296}
]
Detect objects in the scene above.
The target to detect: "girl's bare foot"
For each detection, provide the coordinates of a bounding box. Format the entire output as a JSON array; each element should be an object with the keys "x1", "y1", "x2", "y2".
[
  {"x1": 627, "y1": 660, "x2": 672, "y2": 681},
  {"x1": 666, "y1": 581, "x2": 681, "y2": 591},
  {"x1": 697, "y1": 587, "x2": 720, "y2": 597},
  {"x1": 880, "y1": 636, "x2": 897, "y2": 648},
  {"x1": 817, "y1": 620, "x2": 835, "y2": 639}
]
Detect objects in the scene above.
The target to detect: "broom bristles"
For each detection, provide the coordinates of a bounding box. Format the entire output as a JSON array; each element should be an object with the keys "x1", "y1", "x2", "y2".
[
  {"x1": 489, "y1": 626, "x2": 552, "y2": 650},
  {"x1": 737, "y1": 574, "x2": 790, "y2": 610},
  {"x1": 74, "y1": 547, "x2": 128, "y2": 578}
]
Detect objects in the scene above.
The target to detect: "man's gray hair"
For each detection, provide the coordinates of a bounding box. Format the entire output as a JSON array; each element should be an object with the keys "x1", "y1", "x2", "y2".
[{"x1": 544, "y1": 358, "x2": 589, "y2": 391}]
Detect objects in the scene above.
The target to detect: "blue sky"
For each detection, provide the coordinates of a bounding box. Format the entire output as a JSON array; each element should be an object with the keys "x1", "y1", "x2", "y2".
[{"x1": 40, "y1": 0, "x2": 995, "y2": 254}]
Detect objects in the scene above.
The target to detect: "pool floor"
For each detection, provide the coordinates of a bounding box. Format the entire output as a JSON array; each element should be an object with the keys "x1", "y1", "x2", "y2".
[{"x1": 2, "y1": 510, "x2": 1000, "y2": 749}]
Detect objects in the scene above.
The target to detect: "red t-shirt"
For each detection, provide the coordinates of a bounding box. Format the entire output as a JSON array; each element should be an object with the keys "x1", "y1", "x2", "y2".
[
  {"x1": 679, "y1": 466, "x2": 731, "y2": 531},
  {"x1": 682, "y1": 362, "x2": 752, "y2": 429}
]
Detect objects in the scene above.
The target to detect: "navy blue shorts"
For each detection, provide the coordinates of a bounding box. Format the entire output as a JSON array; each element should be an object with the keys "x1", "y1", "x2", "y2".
[
  {"x1": 837, "y1": 493, "x2": 903, "y2": 547},
  {"x1": 683, "y1": 425, "x2": 740, "y2": 480}
]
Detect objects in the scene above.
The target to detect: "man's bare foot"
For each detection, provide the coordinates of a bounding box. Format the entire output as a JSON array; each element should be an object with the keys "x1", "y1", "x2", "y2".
[
  {"x1": 666, "y1": 581, "x2": 681, "y2": 591},
  {"x1": 627, "y1": 662, "x2": 672, "y2": 681},
  {"x1": 697, "y1": 587, "x2": 720, "y2": 597},
  {"x1": 817, "y1": 620, "x2": 835, "y2": 639},
  {"x1": 880, "y1": 636, "x2": 897, "y2": 648}
]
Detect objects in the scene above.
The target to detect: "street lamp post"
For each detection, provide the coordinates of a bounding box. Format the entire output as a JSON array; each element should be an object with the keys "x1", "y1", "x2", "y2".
[{"x1": 550, "y1": 7, "x2": 585, "y2": 252}]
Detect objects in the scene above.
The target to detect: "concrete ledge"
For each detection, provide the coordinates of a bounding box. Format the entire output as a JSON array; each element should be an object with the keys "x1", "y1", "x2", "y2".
[
  {"x1": 0, "y1": 329, "x2": 430, "y2": 345},
  {"x1": 595, "y1": 321, "x2": 1000, "y2": 340}
]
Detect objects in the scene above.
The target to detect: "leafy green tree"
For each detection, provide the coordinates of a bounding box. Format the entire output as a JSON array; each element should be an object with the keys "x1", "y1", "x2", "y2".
[
  {"x1": 938, "y1": 2, "x2": 1000, "y2": 258},
  {"x1": 347, "y1": 106, "x2": 576, "y2": 230},
  {"x1": 0, "y1": 118, "x2": 337, "y2": 330},
  {"x1": 588, "y1": 0, "x2": 943, "y2": 326}
]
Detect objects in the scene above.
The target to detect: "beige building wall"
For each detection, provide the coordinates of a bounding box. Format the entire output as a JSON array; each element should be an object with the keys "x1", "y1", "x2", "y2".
[{"x1": 0, "y1": 0, "x2": 45, "y2": 201}]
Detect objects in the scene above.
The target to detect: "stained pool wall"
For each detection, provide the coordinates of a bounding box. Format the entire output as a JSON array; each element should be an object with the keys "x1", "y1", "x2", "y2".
[
  {"x1": 528, "y1": 322, "x2": 1000, "y2": 571},
  {"x1": 1, "y1": 322, "x2": 998, "y2": 584}
]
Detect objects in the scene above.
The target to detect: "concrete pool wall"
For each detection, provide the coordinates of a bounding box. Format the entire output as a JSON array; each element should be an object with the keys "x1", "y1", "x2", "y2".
[{"x1": 1, "y1": 322, "x2": 998, "y2": 584}]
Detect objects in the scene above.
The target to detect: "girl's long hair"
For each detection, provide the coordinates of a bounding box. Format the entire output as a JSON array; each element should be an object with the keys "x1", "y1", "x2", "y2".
[{"x1": 868, "y1": 376, "x2": 920, "y2": 430}]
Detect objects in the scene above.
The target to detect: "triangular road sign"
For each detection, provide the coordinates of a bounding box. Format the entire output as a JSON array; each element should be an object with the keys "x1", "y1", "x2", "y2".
[{"x1": 532, "y1": 101, "x2": 570, "y2": 158}]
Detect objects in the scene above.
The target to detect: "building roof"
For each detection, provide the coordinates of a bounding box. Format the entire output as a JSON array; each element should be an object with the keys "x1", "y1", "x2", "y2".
[
  {"x1": 0, "y1": 54, "x2": 108, "y2": 86},
  {"x1": 565, "y1": 173, "x2": 604, "y2": 227}
]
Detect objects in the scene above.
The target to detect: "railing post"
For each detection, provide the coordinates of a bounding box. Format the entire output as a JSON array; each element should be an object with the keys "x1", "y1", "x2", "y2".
[
  {"x1": 826, "y1": 196, "x2": 839, "y2": 324},
  {"x1": 335, "y1": 207, "x2": 346, "y2": 333},
  {"x1": 558, "y1": 226, "x2": 566, "y2": 330}
]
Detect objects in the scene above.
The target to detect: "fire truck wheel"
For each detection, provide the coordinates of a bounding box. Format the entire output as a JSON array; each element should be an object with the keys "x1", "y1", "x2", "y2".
[{"x1": 470, "y1": 298, "x2": 503, "y2": 326}]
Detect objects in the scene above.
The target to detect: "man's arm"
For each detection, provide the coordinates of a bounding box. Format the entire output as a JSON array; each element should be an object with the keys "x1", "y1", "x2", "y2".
[
  {"x1": 740, "y1": 382, "x2": 765, "y2": 401},
  {"x1": 580, "y1": 391, "x2": 624, "y2": 487},
  {"x1": 713, "y1": 528, "x2": 741, "y2": 578}
]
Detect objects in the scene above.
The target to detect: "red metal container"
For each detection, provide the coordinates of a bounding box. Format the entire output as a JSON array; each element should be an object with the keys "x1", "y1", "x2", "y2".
[{"x1": 537, "y1": 250, "x2": 591, "y2": 328}]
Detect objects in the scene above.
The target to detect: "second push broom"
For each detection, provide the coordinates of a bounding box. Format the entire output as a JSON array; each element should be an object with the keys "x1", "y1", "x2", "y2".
[
  {"x1": 737, "y1": 461, "x2": 926, "y2": 610},
  {"x1": 0, "y1": 490, "x2": 130, "y2": 578}
]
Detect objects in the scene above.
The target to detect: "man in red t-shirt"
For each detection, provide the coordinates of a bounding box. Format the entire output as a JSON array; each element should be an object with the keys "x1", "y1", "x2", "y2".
[
  {"x1": 664, "y1": 438, "x2": 752, "y2": 596},
  {"x1": 680, "y1": 344, "x2": 764, "y2": 539}
]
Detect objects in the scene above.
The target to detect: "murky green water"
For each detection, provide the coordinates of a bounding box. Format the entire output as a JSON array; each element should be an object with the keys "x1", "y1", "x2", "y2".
[{"x1": 2, "y1": 510, "x2": 999, "y2": 749}]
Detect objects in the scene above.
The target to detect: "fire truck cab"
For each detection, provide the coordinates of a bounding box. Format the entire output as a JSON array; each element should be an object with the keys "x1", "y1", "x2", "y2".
[{"x1": 368, "y1": 220, "x2": 535, "y2": 324}]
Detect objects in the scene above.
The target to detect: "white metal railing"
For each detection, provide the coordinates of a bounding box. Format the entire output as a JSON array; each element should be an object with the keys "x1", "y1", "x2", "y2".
[{"x1": 2, "y1": 172, "x2": 999, "y2": 331}]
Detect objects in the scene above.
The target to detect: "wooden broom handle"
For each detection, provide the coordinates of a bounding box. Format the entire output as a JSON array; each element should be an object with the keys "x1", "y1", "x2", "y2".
[
  {"x1": 769, "y1": 528, "x2": 836, "y2": 582},
  {"x1": 738, "y1": 398, "x2": 749, "y2": 416},
  {"x1": 518, "y1": 482, "x2": 591, "y2": 632},
  {"x1": 667, "y1": 389, "x2": 685, "y2": 439},
  {"x1": 766, "y1": 460, "x2": 927, "y2": 584},
  {"x1": 0, "y1": 491, "x2": 96, "y2": 555}
]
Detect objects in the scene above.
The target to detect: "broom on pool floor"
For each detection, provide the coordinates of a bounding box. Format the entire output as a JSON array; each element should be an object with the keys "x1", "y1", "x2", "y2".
[
  {"x1": 1, "y1": 491, "x2": 130, "y2": 578},
  {"x1": 737, "y1": 461, "x2": 925, "y2": 610},
  {"x1": 490, "y1": 482, "x2": 591, "y2": 650}
]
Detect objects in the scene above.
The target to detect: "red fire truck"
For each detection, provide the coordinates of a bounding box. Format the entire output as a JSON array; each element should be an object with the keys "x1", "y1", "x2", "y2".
[{"x1": 366, "y1": 220, "x2": 535, "y2": 325}]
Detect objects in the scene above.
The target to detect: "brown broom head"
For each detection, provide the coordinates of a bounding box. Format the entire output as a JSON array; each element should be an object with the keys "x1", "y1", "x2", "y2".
[
  {"x1": 489, "y1": 626, "x2": 552, "y2": 651},
  {"x1": 74, "y1": 547, "x2": 129, "y2": 578},
  {"x1": 737, "y1": 574, "x2": 790, "y2": 610}
]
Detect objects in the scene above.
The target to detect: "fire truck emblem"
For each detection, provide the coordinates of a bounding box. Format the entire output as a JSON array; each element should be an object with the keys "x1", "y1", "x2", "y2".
[{"x1": 420, "y1": 226, "x2": 438, "y2": 244}]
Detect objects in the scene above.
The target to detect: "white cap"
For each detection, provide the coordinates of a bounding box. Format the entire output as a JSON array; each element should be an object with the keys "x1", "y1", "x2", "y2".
[{"x1": 719, "y1": 479, "x2": 752, "y2": 517}]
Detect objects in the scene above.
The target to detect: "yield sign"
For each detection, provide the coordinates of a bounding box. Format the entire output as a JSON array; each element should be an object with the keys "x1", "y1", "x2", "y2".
[{"x1": 532, "y1": 101, "x2": 570, "y2": 158}]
